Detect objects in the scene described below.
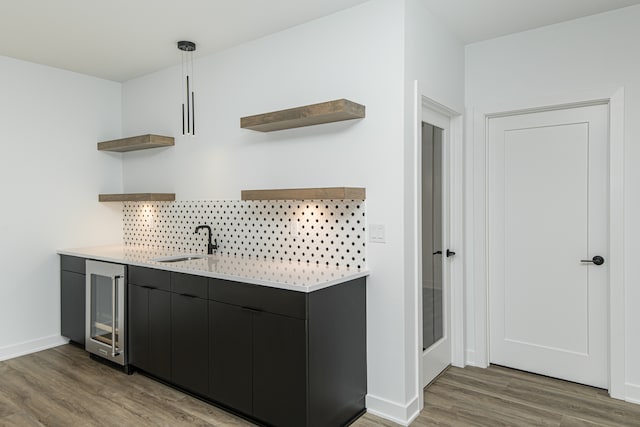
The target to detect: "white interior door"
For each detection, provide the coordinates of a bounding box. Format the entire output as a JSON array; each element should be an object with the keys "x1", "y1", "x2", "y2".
[
  {"x1": 420, "y1": 108, "x2": 452, "y2": 388},
  {"x1": 488, "y1": 103, "x2": 609, "y2": 388}
]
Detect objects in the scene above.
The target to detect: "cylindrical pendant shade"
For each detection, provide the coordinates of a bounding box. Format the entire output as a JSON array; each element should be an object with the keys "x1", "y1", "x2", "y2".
[{"x1": 178, "y1": 40, "x2": 196, "y2": 136}]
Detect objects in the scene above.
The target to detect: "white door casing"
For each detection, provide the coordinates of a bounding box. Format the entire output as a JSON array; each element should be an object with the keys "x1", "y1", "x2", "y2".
[
  {"x1": 487, "y1": 103, "x2": 609, "y2": 388},
  {"x1": 469, "y1": 89, "x2": 625, "y2": 399},
  {"x1": 418, "y1": 96, "x2": 464, "y2": 389},
  {"x1": 412, "y1": 82, "x2": 464, "y2": 418}
]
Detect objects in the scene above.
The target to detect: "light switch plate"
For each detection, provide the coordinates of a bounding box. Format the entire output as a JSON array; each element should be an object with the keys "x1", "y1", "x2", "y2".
[{"x1": 370, "y1": 224, "x2": 386, "y2": 243}]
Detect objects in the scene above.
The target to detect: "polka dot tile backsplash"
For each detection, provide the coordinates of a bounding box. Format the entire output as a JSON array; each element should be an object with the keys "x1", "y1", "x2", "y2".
[{"x1": 123, "y1": 200, "x2": 366, "y2": 269}]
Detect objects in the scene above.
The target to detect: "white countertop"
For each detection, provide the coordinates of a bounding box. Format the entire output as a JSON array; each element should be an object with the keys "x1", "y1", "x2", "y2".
[{"x1": 57, "y1": 245, "x2": 368, "y2": 293}]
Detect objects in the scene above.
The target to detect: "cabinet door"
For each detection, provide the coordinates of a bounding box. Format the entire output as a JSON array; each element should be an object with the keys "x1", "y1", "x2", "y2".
[
  {"x1": 128, "y1": 284, "x2": 149, "y2": 369},
  {"x1": 129, "y1": 284, "x2": 171, "y2": 381},
  {"x1": 60, "y1": 270, "x2": 85, "y2": 345},
  {"x1": 171, "y1": 293, "x2": 208, "y2": 396},
  {"x1": 253, "y1": 312, "x2": 307, "y2": 427},
  {"x1": 209, "y1": 301, "x2": 252, "y2": 415},
  {"x1": 148, "y1": 288, "x2": 171, "y2": 381}
]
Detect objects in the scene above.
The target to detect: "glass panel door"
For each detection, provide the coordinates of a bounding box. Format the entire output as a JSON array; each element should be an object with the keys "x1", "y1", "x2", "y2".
[
  {"x1": 420, "y1": 107, "x2": 452, "y2": 390},
  {"x1": 422, "y1": 123, "x2": 444, "y2": 351},
  {"x1": 90, "y1": 273, "x2": 117, "y2": 346}
]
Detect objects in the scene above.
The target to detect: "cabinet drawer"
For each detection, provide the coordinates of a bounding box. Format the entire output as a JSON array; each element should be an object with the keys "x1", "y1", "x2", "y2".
[
  {"x1": 209, "y1": 278, "x2": 307, "y2": 319},
  {"x1": 60, "y1": 255, "x2": 85, "y2": 274},
  {"x1": 171, "y1": 272, "x2": 208, "y2": 299},
  {"x1": 128, "y1": 266, "x2": 170, "y2": 291}
]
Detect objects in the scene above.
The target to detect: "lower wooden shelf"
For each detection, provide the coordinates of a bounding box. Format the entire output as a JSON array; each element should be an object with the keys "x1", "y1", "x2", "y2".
[
  {"x1": 97, "y1": 134, "x2": 174, "y2": 152},
  {"x1": 241, "y1": 187, "x2": 365, "y2": 201},
  {"x1": 98, "y1": 193, "x2": 176, "y2": 202}
]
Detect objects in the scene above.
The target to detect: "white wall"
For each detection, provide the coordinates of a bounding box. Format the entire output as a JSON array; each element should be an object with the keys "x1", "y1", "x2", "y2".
[
  {"x1": 0, "y1": 55, "x2": 123, "y2": 359},
  {"x1": 121, "y1": 0, "x2": 415, "y2": 422},
  {"x1": 465, "y1": 5, "x2": 640, "y2": 401},
  {"x1": 122, "y1": 1, "x2": 403, "y2": 200},
  {"x1": 121, "y1": 1, "x2": 466, "y2": 422},
  {"x1": 404, "y1": 0, "x2": 464, "y2": 113}
]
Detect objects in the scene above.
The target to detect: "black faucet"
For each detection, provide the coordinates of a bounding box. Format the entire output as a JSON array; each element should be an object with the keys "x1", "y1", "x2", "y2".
[{"x1": 195, "y1": 225, "x2": 218, "y2": 255}]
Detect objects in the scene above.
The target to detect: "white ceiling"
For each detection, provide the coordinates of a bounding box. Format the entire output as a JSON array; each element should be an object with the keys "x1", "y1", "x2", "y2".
[
  {"x1": 1, "y1": 0, "x2": 639, "y2": 82},
  {"x1": 0, "y1": 0, "x2": 371, "y2": 82},
  {"x1": 421, "y1": 0, "x2": 640, "y2": 43}
]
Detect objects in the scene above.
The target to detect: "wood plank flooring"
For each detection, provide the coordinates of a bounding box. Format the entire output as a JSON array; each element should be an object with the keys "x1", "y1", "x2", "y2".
[
  {"x1": 2, "y1": 345, "x2": 640, "y2": 426},
  {"x1": 0, "y1": 345, "x2": 252, "y2": 426},
  {"x1": 355, "y1": 365, "x2": 640, "y2": 427}
]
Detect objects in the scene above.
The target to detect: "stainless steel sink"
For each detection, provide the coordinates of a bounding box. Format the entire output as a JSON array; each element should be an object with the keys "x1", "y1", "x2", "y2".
[{"x1": 151, "y1": 254, "x2": 208, "y2": 263}]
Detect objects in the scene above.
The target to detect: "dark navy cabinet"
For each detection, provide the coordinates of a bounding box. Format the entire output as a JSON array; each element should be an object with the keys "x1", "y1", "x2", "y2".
[
  {"x1": 207, "y1": 276, "x2": 367, "y2": 427},
  {"x1": 252, "y1": 310, "x2": 307, "y2": 427},
  {"x1": 128, "y1": 267, "x2": 171, "y2": 381},
  {"x1": 209, "y1": 301, "x2": 253, "y2": 414},
  {"x1": 128, "y1": 267, "x2": 209, "y2": 394},
  {"x1": 60, "y1": 255, "x2": 86, "y2": 346},
  {"x1": 60, "y1": 260, "x2": 367, "y2": 427},
  {"x1": 171, "y1": 272, "x2": 209, "y2": 396},
  {"x1": 209, "y1": 300, "x2": 307, "y2": 427}
]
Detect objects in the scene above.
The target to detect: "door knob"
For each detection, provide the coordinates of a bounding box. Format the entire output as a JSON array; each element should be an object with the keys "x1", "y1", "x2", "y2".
[
  {"x1": 580, "y1": 255, "x2": 605, "y2": 266},
  {"x1": 446, "y1": 249, "x2": 456, "y2": 258},
  {"x1": 432, "y1": 250, "x2": 442, "y2": 255}
]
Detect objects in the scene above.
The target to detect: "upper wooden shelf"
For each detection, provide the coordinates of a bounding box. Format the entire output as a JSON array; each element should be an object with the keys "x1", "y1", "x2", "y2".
[
  {"x1": 241, "y1": 187, "x2": 366, "y2": 201},
  {"x1": 240, "y1": 99, "x2": 365, "y2": 132},
  {"x1": 97, "y1": 134, "x2": 174, "y2": 152},
  {"x1": 98, "y1": 193, "x2": 176, "y2": 202}
]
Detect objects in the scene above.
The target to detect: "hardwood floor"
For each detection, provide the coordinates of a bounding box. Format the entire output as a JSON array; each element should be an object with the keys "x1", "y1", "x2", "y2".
[
  {"x1": 2, "y1": 345, "x2": 640, "y2": 426},
  {"x1": 0, "y1": 344, "x2": 252, "y2": 426},
  {"x1": 355, "y1": 366, "x2": 640, "y2": 427}
]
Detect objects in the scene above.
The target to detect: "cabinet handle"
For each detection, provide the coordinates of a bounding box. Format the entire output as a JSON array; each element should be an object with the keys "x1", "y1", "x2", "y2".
[
  {"x1": 112, "y1": 275, "x2": 121, "y2": 357},
  {"x1": 179, "y1": 293, "x2": 198, "y2": 298}
]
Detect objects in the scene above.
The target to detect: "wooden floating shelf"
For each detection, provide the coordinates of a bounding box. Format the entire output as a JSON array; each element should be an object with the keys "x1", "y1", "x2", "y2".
[
  {"x1": 241, "y1": 187, "x2": 366, "y2": 201},
  {"x1": 240, "y1": 99, "x2": 365, "y2": 132},
  {"x1": 97, "y1": 134, "x2": 174, "y2": 152},
  {"x1": 98, "y1": 193, "x2": 176, "y2": 202}
]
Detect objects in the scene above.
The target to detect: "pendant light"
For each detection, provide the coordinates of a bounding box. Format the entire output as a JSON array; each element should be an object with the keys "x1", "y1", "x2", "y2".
[{"x1": 178, "y1": 40, "x2": 196, "y2": 135}]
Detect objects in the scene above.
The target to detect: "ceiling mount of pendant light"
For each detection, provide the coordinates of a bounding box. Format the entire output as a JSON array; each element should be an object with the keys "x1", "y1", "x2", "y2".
[{"x1": 178, "y1": 40, "x2": 196, "y2": 136}]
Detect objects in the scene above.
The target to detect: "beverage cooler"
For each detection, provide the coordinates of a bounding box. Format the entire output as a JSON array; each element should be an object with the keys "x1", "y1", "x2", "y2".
[{"x1": 85, "y1": 260, "x2": 127, "y2": 367}]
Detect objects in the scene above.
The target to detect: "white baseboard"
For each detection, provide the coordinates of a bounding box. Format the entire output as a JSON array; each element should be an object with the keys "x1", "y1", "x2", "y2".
[
  {"x1": 0, "y1": 335, "x2": 69, "y2": 362},
  {"x1": 465, "y1": 349, "x2": 491, "y2": 368},
  {"x1": 366, "y1": 393, "x2": 420, "y2": 426},
  {"x1": 626, "y1": 383, "x2": 640, "y2": 404},
  {"x1": 465, "y1": 349, "x2": 477, "y2": 366}
]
